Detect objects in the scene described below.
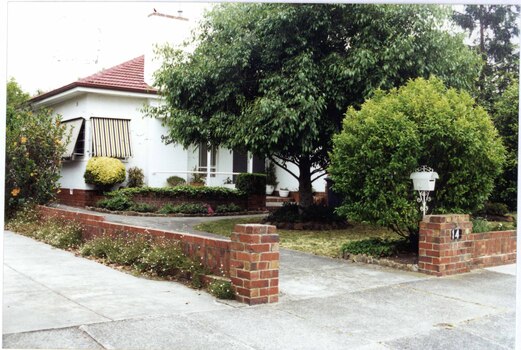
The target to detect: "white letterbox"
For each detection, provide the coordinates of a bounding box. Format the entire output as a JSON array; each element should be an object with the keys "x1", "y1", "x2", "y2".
[{"x1": 410, "y1": 170, "x2": 439, "y2": 191}]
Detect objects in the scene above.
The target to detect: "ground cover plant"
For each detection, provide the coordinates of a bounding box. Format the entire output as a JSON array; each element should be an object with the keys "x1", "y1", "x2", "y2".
[
  {"x1": 341, "y1": 238, "x2": 410, "y2": 258},
  {"x1": 6, "y1": 207, "x2": 208, "y2": 289},
  {"x1": 195, "y1": 216, "x2": 398, "y2": 258}
]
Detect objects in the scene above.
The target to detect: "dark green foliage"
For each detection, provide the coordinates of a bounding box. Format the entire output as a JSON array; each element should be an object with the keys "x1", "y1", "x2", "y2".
[
  {"x1": 5, "y1": 79, "x2": 67, "y2": 217},
  {"x1": 146, "y1": 4, "x2": 480, "y2": 208},
  {"x1": 129, "y1": 202, "x2": 156, "y2": 213},
  {"x1": 265, "y1": 162, "x2": 278, "y2": 187},
  {"x1": 215, "y1": 203, "x2": 244, "y2": 213},
  {"x1": 127, "y1": 167, "x2": 145, "y2": 188},
  {"x1": 96, "y1": 193, "x2": 134, "y2": 211},
  {"x1": 490, "y1": 80, "x2": 518, "y2": 209},
  {"x1": 471, "y1": 218, "x2": 490, "y2": 233},
  {"x1": 481, "y1": 202, "x2": 509, "y2": 217},
  {"x1": 341, "y1": 238, "x2": 409, "y2": 258},
  {"x1": 266, "y1": 203, "x2": 346, "y2": 224},
  {"x1": 158, "y1": 203, "x2": 208, "y2": 215},
  {"x1": 207, "y1": 280, "x2": 235, "y2": 299},
  {"x1": 235, "y1": 173, "x2": 266, "y2": 195},
  {"x1": 166, "y1": 175, "x2": 186, "y2": 187},
  {"x1": 329, "y1": 77, "x2": 506, "y2": 238},
  {"x1": 107, "y1": 186, "x2": 244, "y2": 201},
  {"x1": 452, "y1": 5, "x2": 519, "y2": 113}
]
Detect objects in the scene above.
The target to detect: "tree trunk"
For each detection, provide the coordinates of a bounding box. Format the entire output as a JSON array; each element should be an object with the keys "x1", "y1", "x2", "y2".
[{"x1": 298, "y1": 157, "x2": 314, "y2": 209}]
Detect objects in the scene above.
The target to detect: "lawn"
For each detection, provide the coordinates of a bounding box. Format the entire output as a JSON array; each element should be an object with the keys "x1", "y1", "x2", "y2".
[{"x1": 195, "y1": 217, "x2": 401, "y2": 258}]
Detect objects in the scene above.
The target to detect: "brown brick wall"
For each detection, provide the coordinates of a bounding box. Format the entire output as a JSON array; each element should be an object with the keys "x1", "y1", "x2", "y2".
[
  {"x1": 56, "y1": 188, "x2": 105, "y2": 207},
  {"x1": 37, "y1": 206, "x2": 279, "y2": 305},
  {"x1": 419, "y1": 214, "x2": 517, "y2": 276}
]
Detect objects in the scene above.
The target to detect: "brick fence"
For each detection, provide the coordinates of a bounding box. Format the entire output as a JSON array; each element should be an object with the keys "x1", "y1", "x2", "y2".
[
  {"x1": 419, "y1": 214, "x2": 516, "y2": 276},
  {"x1": 37, "y1": 206, "x2": 278, "y2": 304}
]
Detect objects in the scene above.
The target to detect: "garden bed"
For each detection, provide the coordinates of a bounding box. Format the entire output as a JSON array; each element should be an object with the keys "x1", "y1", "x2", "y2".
[
  {"x1": 86, "y1": 206, "x2": 267, "y2": 217},
  {"x1": 342, "y1": 252, "x2": 419, "y2": 272}
]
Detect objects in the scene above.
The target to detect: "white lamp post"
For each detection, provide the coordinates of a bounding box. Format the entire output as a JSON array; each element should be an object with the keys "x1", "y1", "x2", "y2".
[{"x1": 410, "y1": 166, "x2": 439, "y2": 217}]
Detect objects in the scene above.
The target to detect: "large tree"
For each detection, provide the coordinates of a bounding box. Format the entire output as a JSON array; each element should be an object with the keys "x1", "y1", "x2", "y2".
[
  {"x1": 148, "y1": 4, "x2": 481, "y2": 208},
  {"x1": 453, "y1": 5, "x2": 520, "y2": 112}
]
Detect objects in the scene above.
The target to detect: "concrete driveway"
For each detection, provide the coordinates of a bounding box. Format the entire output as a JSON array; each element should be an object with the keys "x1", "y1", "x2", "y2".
[{"x1": 3, "y1": 230, "x2": 516, "y2": 349}]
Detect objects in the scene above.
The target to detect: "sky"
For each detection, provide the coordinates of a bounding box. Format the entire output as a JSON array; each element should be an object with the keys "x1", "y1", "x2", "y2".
[{"x1": 6, "y1": 1, "x2": 211, "y2": 95}]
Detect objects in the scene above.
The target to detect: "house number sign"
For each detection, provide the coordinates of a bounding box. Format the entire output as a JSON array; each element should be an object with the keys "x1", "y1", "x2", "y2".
[{"x1": 450, "y1": 227, "x2": 462, "y2": 240}]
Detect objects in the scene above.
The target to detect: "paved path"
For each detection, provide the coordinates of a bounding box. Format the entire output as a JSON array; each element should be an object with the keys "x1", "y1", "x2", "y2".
[{"x1": 3, "y1": 230, "x2": 516, "y2": 349}]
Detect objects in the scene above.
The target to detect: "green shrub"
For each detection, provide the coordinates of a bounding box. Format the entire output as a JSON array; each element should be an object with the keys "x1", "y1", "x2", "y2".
[
  {"x1": 330, "y1": 77, "x2": 506, "y2": 240},
  {"x1": 471, "y1": 218, "x2": 490, "y2": 233},
  {"x1": 158, "y1": 204, "x2": 176, "y2": 214},
  {"x1": 81, "y1": 234, "x2": 152, "y2": 265},
  {"x1": 341, "y1": 238, "x2": 408, "y2": 258},
  {"x1": 96, "y1": 193, "x2": 134, "y2": 211},
  {"x1": 207, "y1": 280, "x2": 235, "y2": 299},
  {"x1": 129, "y1": 202, "x2": 156, "y2": 213},
  {"x1": 235, "y1": 173, "x2": 266, "y2": 195},
  {"x1": 482, "y1": 202, "x2": 509, "y2": 217},
  {"x1": 167, "y1": 176, "x2": 186, "y2": 187},
  {"x1": 171, "y1": 203, "x2": 208, "y2": 214},
  {"x1": 5, "y1": 79, "x2": 67, "y2": 218},
  {"x1": 266, "y1": 203, "x2": 346, "y2": 223},
  {"x1": 84, "y1": 157, "x2": 126, "y2": 188},
  {"x1": 215, "y1": 203, "x2": 243, "y2": 213},
  {"x1": 127, "y1": 167, "x2": 145, "y2": 188},
  {"x1": 106, "y1": 186, "x2": 244, "y2": 201},
  {"x1": 265, "y1": 162, "x2": 278, "y2": 187}
]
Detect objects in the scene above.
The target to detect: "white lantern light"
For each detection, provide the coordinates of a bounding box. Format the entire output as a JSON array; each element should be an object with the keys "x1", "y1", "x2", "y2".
[{"x1": 410, "y1": 166, "x2": 439, "y2": 216}]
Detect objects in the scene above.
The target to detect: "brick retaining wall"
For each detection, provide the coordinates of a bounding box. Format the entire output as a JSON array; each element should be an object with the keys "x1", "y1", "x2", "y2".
[
  {"x1": 419, "y1": 214, "x2": 516, "y2": 276},
  {"x1": 37, "y1": 206, "x2": 278, "y2": 304}
]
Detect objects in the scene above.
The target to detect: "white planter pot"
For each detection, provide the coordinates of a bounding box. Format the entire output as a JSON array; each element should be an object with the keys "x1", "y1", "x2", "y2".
[
  {"x1": 223, "y1": 184, "x2": 236, "y2": 190},
  {"x1": 279, "y1": 190, "x2": 290, "y2": 198},
  {"x1": 266, "y1": 185, "x2": 275, "y2": 195}
]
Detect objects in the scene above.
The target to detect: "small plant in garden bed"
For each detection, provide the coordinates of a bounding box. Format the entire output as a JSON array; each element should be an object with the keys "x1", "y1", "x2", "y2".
[
  {"x1": 166, "y1": 175, "x2": 186, "y2": 187},
  {"x1": 207, "y1": 279, "x2": 235, "y2": 299},
  {"x1": 106, "y1": 186, "x2": 244, "y2": 201},
  {"x1": 129, "y1": 202, "x2": 156, "y2": 213},
  {"x1": 96, "y1": 193, "x2": 134, "y2": 211},
  {"x1": 215, "y1": 203, "x2": 244, "y2": 213},
  {"x1": 158, "y1": 203, "x2": 209, "y2": 215},
  {"x1": 6, "y1": 206, "x2": 83, "y2": 249},
  {"x1": 127, "y1": 167, "x2": 145, "y2": 188},
  {"x1": 341, "y1": 238, "x2": 410, "y2": 258},
  {"x1": 471, "y1": 217, "x2": 514, "y2": 233}
]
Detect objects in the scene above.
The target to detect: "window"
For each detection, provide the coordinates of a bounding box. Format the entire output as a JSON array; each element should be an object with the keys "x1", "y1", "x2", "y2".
[
  {"x1": 91, "y1": 117, "x2": 132, "y2": 158},
  {"x1": 198, "y1": 143, "x2": 217, "y2": 177},
  {"x1": 61, "y1": 118, "x2": 85, "y2": 159}
]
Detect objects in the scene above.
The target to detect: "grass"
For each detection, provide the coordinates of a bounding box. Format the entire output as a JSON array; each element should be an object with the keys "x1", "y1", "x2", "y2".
[{"x1": 195, "y1": 216, "x2": 400, "y2": 258}]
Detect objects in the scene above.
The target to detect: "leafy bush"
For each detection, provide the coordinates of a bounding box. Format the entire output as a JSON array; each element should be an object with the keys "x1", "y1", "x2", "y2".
[
  {"x1": 96, "y1": 193, "x2": 134, "y2": 211},
  {"x1": 207, "y1": 280, "x2": 235, "y2": 299},
  {"x1": 106, "y1": 186, "x2": 244, "y2": 201},
  {"x1": 341, "y1": 238, "x2": 409, "y2": 258},
  {"x1": 84, "y1": 157, "x2": 126, "y2": 188},
  {"x1": 265, "y1": 162, "x2": 278, "y2": 187},
  {"x1": 5, "y1": 79, "x2": 67, "y2": 218},
  {"x1": 80, "y1": 234, "x2": 152, "y2": 265},
  {"x1": 127, "y1": 167, "x2": 145, "y2": 188},
  {"x1": 158, "y1": 204, "x2": 176, "y2": 214},
  {"x1": 129, "y1": 202, "x2": 156, "y2": 213},
  {"x1": 215, "y1": 203, "x2": 243, "y2": 213},
  {"x1": 266, "y1": 203, "x2": 345, "y2": 223},
  {"x1": 171, "y1": 203, "x2": 208, "y2": 214},
  {"x1": 167, "y1": 175, "x2": 186, "y2": 187},
  {"x1": 478, "y1": 202, "x2": 509, "y2": 217},
  {"x1": 235, "y1": 173, "x2": 266, "y2": 195},
  {"x1": 330, "y1": 77, "x2": 506, "y2": 239},
  {"x1": 471, "y1": 218, "x2": 490, "y2": 233}
]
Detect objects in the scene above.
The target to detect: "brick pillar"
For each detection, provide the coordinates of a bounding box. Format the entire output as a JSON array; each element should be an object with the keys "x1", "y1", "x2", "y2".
[
  {"x1": 230, "y1": 224, "x2": 279, "y2": 305},
  {"x1": 418, "y1": 214, "x2": 473, "y2": 276}
]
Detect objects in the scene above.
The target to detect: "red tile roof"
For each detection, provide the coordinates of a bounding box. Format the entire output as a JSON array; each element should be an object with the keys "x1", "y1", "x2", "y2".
[{"x1": 30, "y1": 55, "x2": 157, "y2": 103}]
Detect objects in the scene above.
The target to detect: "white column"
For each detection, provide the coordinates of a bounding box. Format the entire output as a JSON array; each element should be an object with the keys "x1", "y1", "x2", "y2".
[
  {"x1": 207, "y1": 149, "x2": 212, "y2": 184},
  {"x1": 247, "y1": 152, "x2": 253, "y2": 173}
]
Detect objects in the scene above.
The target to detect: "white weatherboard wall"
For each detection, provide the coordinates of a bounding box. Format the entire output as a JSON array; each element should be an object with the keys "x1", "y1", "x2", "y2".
[{"x1": 49, "y1": 91, "x2": 188, "y2": 190}]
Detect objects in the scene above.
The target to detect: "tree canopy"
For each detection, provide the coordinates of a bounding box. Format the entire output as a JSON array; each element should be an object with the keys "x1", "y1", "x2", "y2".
[{"x1": 148, "y1": 3, "x2": 481, "y2": 207}]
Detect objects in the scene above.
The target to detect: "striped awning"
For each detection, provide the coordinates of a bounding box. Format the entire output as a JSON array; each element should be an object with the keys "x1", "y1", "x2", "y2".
[
  {"x1": 91, "y1": 117, "x2": 132, "y2": 158},
  {"x1": 61, "y1": 118, "x2": 84, "y2": 158}
]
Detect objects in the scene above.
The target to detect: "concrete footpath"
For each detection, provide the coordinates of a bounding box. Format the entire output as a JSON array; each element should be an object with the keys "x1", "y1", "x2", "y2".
[{"x1": 3, "y1": 230, "x2": 516, "y2": 349}]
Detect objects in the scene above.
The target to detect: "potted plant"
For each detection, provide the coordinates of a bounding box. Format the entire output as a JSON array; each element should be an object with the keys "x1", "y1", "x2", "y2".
[
  {"x1": 265, "y1": 162, "x2": 278, "y2": 195},
  {"x1": 222, "y1": 177, "x2": 235, "y2": 189},
  {"x1": 190, "y1": 167, "x2": 206, "y2": 187},
  {"x1": 279, "y1": 188, "x2": 290, "y2": 198}
]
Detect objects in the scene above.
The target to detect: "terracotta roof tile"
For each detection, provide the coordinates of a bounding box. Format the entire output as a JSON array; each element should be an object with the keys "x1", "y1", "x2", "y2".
[{"x1": 30, "y1": 55, "x2": 157, "y2": 103}]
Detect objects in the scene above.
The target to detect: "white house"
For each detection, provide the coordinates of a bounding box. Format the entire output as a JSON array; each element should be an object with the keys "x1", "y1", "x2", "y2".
[{"x1": 28, "y1": 11, "x2": 327, "y2": 206}]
